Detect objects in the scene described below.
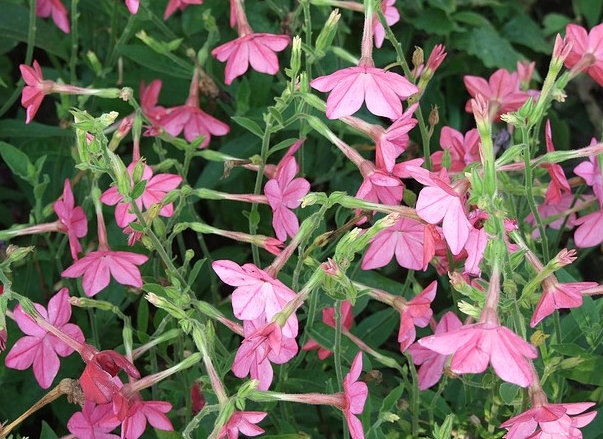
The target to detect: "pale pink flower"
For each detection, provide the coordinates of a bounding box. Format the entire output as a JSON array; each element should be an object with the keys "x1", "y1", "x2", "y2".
[
  {"x1": 212, "y1": 33, "x2": 290, "y2": 85},
  {"x1": 164, "y1": 0, "x2": 203, "y2": 19},
  {"x1": 398, "y1": 281, "x2": 437, "y2": 351},
  {"x1": 463, "y1": 210, "x2": 489, "y2": 276},
  {"x1": 342, "y1": 352, "x2": 368, "y2": 439},
  {"x1": 62, "y1": 250, "x2": 148, "y2": 297},
  {"x1": 67, "y1": 402, "x2": 121, "y2": 439},
  {"x1": 500, "y1": 401, "x2": 596, "y2": 439},
  {"x1": 264, "y1": 156, "x2": 311, "y2": 241},
  {"x1": 356, "y1": 164, "x2": 404, "y2": 206},
  {"x1": 5, "y1": 288, "x2": 85, "y2": 388},
  {"x1": 160, "y1": 104, "x2": 230, "y2": 146},
  {"x1": 564, "y1": 23, "x2": 603, "y2": 86},
  {"x1": 527, "y1": 193, "x2": 577, "y2": 239},
  {"x1": 361, "y1": 217, "x2": 428, "y2": 271},
  {"x1": 212, "y1": 260, "x2": 298, "y2": 337},
  {"x1": 311, "y1": 66, "x2": 418, "y2": 120},
  {"x1": 531, "y1": 279, "x2": 598, "y2": 327},
  {"x1": 125, "y1": 0, "x2": 139, "y2": 14},
  {"x1": 20, "y1": 60, "x2": 50, "y2": 124},
  {"x1": 573, "y1": 152, "x2": 603, "y2": 205},
  {"x1": 54, "y1": 179, "x2": 88, "y2": 260},
  {"x1": 542, "y1": 120, "x2": 571, "y2": 204},
  {"x1": 232, "y1": 320, "x2": 298, "y2": 390},
  {"x1": 375, "y1": 104, "x2": 418, "y2": 172},
  {"x1": 302, "y1": 301, "x2": 354, "y2": 360},
  {"x1": 410, "y1": 166, "x2": 472, "y2": 255},
  {"x1": 431, "y1": 127, "x2": 481, "y2": 173},
  {"x1": 120, "y1": 399, "x2": 174, "y2": 439},
  {"x1": 373, "y1": 0, "x2": 400, "y2": 48},
  {"x1": 418, "y1": 320, "x2": 537, "y2": 387},
  {"x1": 100, "y1": 162, "x2": 182, "y2": 228},
  {"x1": 219, "y1": 411, "x2": 267, "y2": 439},
  {"x1": 464, "y1": 68, "x2": 529, "y2": 121},
  {"x1": 139, "y1": 80, "x2": 167, "y2": 128},
  {"x1": 572, "y1": 208, "x2": 603, "y2": 248},
  {"x1": 408, "y1": 312, "x2": 463, "y2": 390},
  {"x1": 36, "y1": 0, "x2": 70, "y2": 33}
]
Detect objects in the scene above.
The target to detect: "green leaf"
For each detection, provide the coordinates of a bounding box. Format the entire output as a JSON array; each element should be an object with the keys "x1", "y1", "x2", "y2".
[
  {"x1": 380, "y1": 382, "x2": 404, "y2": 412},
  {"x1": 458, "y1": 25, "x2": 523, "y2": 70},
  {"x1": 0, "y1": 2, "x2": 68, "y2": 59},
  {"x1": 550, "y1": 343, "x2": 590, "y2": 357},
  {"x1": 0, "y1": 141, "x2": 33, "y2": 182},
  {"x1": 452, "y1": 11, "x2": 491, "y2": 27},
  {"x1": 143, "y1": 283, "x2": 168, "y2": 296},
  {"x1": 576, "y1": 0, "x2": 603, "y2": 28},
  {"x1": 155, "y1": 429, "x2": 184, "y2": 439},
  {"x1": 413, "y1": 8, "x2": 458, "y2": 35},
  {"x1": 40, "y1": 421, "x2": 59, "y2": 439},
  {"x1": 354, "y1": 308, "x2": 398, "y2": 348},
  {"x1": 231, "y1": 116, "x2": 264, "y2": 138},
  {"x1": 542, "y1": 13, "x2": 573, "y2": 36},
  {"x1": 118, "y1": 44, "x2": 192, "y2": 78},
  {"x1": 131, "y1": 179, "x2": 148, "y2": 200},
  {"x1": 559, "y1": 356, "x2": 603, "y2": 386},
  {"x1": 502, "y1": 13, "x2": 549, "y2": 54},
  {"x1": 499, "y1": 382, "x2": 520, "y2": 405}
]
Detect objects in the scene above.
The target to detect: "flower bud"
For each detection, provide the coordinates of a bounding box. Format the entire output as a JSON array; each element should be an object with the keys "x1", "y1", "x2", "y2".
[
  {"x1": 412, "y1": 46, "x2": 424, "y2": 71},
  {"x1": 314, "y1": 10, "x2": 341, "y2": 60}
]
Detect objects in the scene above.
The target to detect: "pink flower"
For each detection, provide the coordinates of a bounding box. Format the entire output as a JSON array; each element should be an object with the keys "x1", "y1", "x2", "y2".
[
  {"x1": 572, "y1": 208, "x2": 603, "y2": 248},
  {"x1": 362, "y1": 217, "x2": 428, "y2": 271},
  {"x1": 159, "y1": 105, "x2": 230, "y2": 146},
  {"x1": 164, "y1": 0, "x2": 203, "y2": 19},
  {"x1": 431, "y1": 127, "x2": 481, "y2": 173},
  {"x1": 36, "y1": 0, "x2": 70, "y2": 33},
  {"x1": 264, "y1": 156, "x2": 311, "y2": 241},
  {"x1": 342, "y1": 352, "x2": 368, "y2": 439},
  {"x1": 219, "y1": 411, "x2": 267, "y2": 439},
  {"x1": 120, "y1": 399, "x2": 173, "y2": 439},
  {"x1": 531, "y1": 279, "x2": 598, "y2": 327},
  {"x1": 410, "y1": 166, "x2": 472, "y2": 255},
  {"x1": 212, "y1": 260, "x2": 297, "y2": 336},
  {"x1": 20, "y1": 60, "x2": 52, "y2": 124},
  {"x1": 564, "y1": 23, "x2": 603, "y2": 86},
  {"x1": 125, "y1": 0, "x2": 139, "y2": 14},
  {"x1": 302, "y1": 301, "x2": 354, "y2": 360},
  {"x1": 232, "y1": 320, "x2": 298, "y2": 390},
  {"x1": 500, "y1": 401, "x2": 596, "y2": 439},
  {"x1": 373, "y1": 0, "x2": 400, "y2": 48},
  {"x1": 67, "y1": 402, "x2": 121, "y2": 439},
  {"x1": 463, "y1": 210, "x2": 489, "y2": 276},
  {"x1": 418, "y1": 320, "x2": 537, "y2": 387},
  {"x1": 5, "y1": 288, "x2": 85, "y2": 388},
  {"x1": 542, "y1": 120, "x2": 571, "y2": 204},
  {"x1": 397, "y1": 281, "x2": 437, "y2": 351},
  {"x1": 310, "y1": 66, "x2": 418, "y2": 120},
  {"x1": 54, "y1": 179, "x2": 88, "y2": 260},
  {"x1": 139, "y1": 80, "x2": 167, "y2": 128},
  {"x1": 61, "y1": 250, "x2": 148, "y2": 297},
  {"x1": 100, "y1": 162, "x2": 182, "y2": 228},
  {"x1": 407, "y1": 312, "x2": 463, "y2": 390},
  {"x1": 573, "y1": 152, "x2": 603, "y2": 205},
  {"x1": 356, "y1": 165, "x2": 404, "y2": 206},
  {"x1": 212, "y1": 33, "x2": 290, "y2": 85},
  {"x1": 374, "y1": 104, "x2": 418, "y2": 172},
  {"x1": 464, "y1": 69, "x2": 529, "y2": 121}
]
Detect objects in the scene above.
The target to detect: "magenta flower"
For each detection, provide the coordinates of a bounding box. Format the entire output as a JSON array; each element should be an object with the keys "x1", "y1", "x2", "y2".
[
  {"x1": 232, "y1": 320, "x2": 298, "y2": 390},
  {"x1": 212, "y1": 260, "x2": 297, "y2": 336},
  {"x1": 342, "y1": 352, "x2": 368, "y2": 439},
  {"x1": 407, "y1": 312, "x2": 463, "y2": 390},
  {"x1": 464, "y1": 68, "x2": 529, "y2": 121},
  {"x1": 302, "y1": 301, "x2": 354, "y2": 360},
  {"x1": 212, "y1": 33, "x2": 290, "y2": 85},
  {"x1": 397, "y1": 281, "x2": 437, "y2": 351},
  {"x1": 67, "y1": 402, "x2": 121, "y2": 439},
  {"x1": 160, "y1": 104, "x2": 230, "y2": 146},
  {"x1": 362, "y1": 217, "x2": 428, "y2": 271},
  {"x1": 500, "y1": 401, "x2": 596, "y2": 439},
  {"x1": 531, "y1": 279, "x2": 598, "y2": 327},
  {"x1": 410, "y1": 166, "x2": 472, "y2": 255},
  {"x1": 373, "y1": 0, "x2": 400, "y2": 48},
  {"x1": 431, "y1": 127, "x2": 481, "y2": 173},
  {"x1": 120, "y1": 399, "x2": 174, "y2": 439},
  {"x1": 54, "y1": 179, "x2": 88, "y2": 260},
  {"x1": 264, "y1": 156, "x2": 311, "y2": 241},
  {"x1": 564, "y1": 23, "x2": 603, "y2": 86},
  {"x1": 164, "y1": 0, "x2": 203, "y2": 19},
  {"x1": 5, "y1": 288, "x2": 85, "y2": 389},
  {"x1": 100, "y1": 162, "x2": 183, "y2": 228},
  {"x1": 311, "y1": 65, "x2": 418, "y2": 120},
  {"x1": 219, "y1": 411, "x2": 267, "y2": 439},
  {"x1": 36, "y1": 0, "x2": 70, "y2": 33},
  {"x1": 62, "y1": 250, "x2": 148, "y2": 297}
]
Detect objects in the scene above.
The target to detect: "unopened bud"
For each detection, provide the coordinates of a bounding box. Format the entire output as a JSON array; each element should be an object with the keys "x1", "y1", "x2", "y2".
[
  {"x1": 428, "y1": 105, "x2": 439, "y2": 126},
  {"x1": 412, "y1": 46, "x2": 424, "y2": 70},
  {"x1": 314, "y1": 10, "x2": 341, "y2": 59},
  {"x1": 131, "y1": 160, "x2": 146, "y2": 184}
]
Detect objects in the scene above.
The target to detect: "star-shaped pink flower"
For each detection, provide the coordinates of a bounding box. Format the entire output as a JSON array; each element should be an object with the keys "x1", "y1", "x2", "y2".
[
  {"x1": 54, "y1": 179, "x2": 88, "y2": 260},
  {"x1": 398, "y1": 281, "x2": 437, "y2": 351},
  {"x1": 564, "y1": 23, "x2": 603, "y2": 86},
  {"x1": 342, "y1": 352, "x2": 368, "y2": 439},
  {"x1": 5, "y1": 288, "x2": 85, "y2": 389},
  {"x1": 373, "y1": 0, "x2": 400, "y2": 48},
  {"x1": 159, "y1": 104, "x2": 230, "y2": 146},
  {"x1": 311, "y1": 65, "x2": 418, "y2": 120},
  {"x1": 212, "y1": 33, "x2": 290, "y2": 85},
  {"x1": 62, "y1": 250, "x2": 148, "y2": 297},
  {"x1": 219, "y1": 411, "x2": 267, "y2": 439},
  {"x1": 164, "y1": 0, "x2": 203, "y2": 19},
  {"x1": 500, "y1": 401, "x2": 596, "y2": 439},
  {"x1": 36, "y1": 0, "x2": 70, "y2": 33},
  {"x1": 431, "y1": 127, "x2": 481, "y2": 173},
  {"x1": 120, "y1": 399, "x2": 174, "y2": 439},
  {"x1": 264, "y1": 156, "x2": 311, "y2": 241},
  {"x1": 67, "y1": 402, "x2": 121, "y2": 439},
  {"x1": 531, "y1": 279, "x2": 598, "y2": 327},
  {"x1": 20, "y1": 60, "x2": 53, "y2": 124},
  {"x1": 100, "y1": 162, "x2": 182, "y2": 228}
]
